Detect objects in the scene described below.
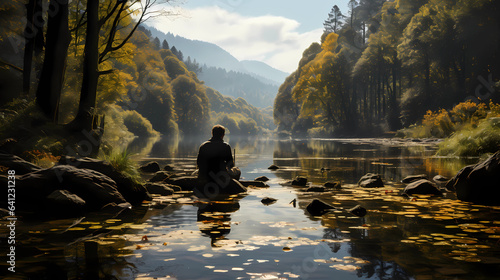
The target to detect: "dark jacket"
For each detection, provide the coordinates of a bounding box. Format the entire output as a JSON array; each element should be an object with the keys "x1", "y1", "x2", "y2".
[{"x1": 197, "y1": 137, "x2": 234, "y2": 180}]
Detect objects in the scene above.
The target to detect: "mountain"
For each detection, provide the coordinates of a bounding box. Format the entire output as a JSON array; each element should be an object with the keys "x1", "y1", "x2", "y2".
[
  {"x1": 240, "y1": 60, "x2": 289, "y2": 86},
  {"x1": 146, "y1": 25, "x2": 288, "y2": 86},
  {"x1": 198, "y1": 66, "x2": 279, "y2": 108}
]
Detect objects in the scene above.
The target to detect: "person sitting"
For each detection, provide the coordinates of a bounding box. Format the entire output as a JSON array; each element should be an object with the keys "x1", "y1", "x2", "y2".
[{"x1": 196, "y1": 125, "x2": 245, "y2": 196}]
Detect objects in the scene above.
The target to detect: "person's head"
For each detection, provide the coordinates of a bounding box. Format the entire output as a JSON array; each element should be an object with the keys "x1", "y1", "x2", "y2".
[{"x1": 212, "y1": 125, "x2": 225, "y2": 139}]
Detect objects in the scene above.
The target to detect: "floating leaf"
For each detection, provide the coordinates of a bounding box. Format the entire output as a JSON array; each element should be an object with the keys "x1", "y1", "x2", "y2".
[{"x1": 331, "y1": 264, "x2": 361, "y2": 271}]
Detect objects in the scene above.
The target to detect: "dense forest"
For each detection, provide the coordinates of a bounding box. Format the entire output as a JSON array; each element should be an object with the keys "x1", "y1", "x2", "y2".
[
  {"x1": 0, "y1": 0, "x2": 272, "y2": 158},
  {"x1": 199, "y1": 65, "x2": 278, "y2": 108},
  {"x1": 274, "y1": 0, "x2": 500, "y2": 137}
]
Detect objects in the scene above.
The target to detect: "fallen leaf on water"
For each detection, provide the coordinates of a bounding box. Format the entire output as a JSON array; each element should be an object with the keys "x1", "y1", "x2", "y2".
[{"x1": 330, "y1": 264, "x2": 361, "y2": 271}]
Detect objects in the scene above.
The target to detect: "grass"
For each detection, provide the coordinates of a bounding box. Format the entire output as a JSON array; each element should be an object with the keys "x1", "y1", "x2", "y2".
[
  {"x1": 437, "y1": 117, "x2": 500, "y2": 157},
  {"x1": 99, "y1": 149, "x2": 142, "y2": 184}
]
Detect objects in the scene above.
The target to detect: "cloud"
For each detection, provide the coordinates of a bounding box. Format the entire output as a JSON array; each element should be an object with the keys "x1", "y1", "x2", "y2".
[{"x1": 150, "y1": 6, "x2": 322, "y2": 73}]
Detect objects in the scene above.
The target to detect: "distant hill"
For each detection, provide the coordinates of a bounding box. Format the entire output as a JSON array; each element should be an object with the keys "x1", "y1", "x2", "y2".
[
  {"x1": 240, "y1": 60, "x2": 289, "y2": 85},
  {"x1": 198, "y1": 66, "x2": 279, "y2": 108},
  {"x1": 146, "y1": 25, "x2": 288, "y2": 86},
  {"x1": 145, "y1": 25, "x2": 287, "y2": 108}
]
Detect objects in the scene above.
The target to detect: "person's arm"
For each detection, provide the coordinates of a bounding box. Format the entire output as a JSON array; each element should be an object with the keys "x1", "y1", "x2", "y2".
[
  {"x1": 226, "y1": 145, "x2": 234, "y2": 168},
  {"x1": 197, "y1": 145, "x2": 203, "y2": 169}
]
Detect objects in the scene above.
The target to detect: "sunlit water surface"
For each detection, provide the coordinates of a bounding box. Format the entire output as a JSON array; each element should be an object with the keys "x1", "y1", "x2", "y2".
[{"x1": 2, "y1": 138, "x2": 500, "y2": 280}]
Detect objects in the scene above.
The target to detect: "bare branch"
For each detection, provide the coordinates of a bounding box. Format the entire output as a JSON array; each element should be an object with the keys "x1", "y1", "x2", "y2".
[
  {"x1": 98, "y1": 69, "x2": 114, "y2": 75},
  {"x1": 98, "y1": 0, "x2": 122, "y2": 28},
  {"x1": 0, "y1": 59, "x2": 23, "y2": 73}
]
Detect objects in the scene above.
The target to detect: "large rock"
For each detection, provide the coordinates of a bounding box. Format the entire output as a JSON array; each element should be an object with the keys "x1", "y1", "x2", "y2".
[
  {"x1": 324, "y1": 181, "x2": 341, "y2": 189},
  {"x1": 306, "y1": 186, "x2": 326, "y2": 192},
  {"x1": 268, "y1": 164, "x2": 279, "y2": 170},
  {"x1": 149, "y1": 171, "x2": 172, "y2": 182},
  {"x1": 15, "y1": 165, "x2": 126, "y2": 209},
  {"x1": 145, "y1": 183, "x2": 174, "y2": 196},
  {"x1": 0, "y1": 153, "x2": 42, "y2": 175},
  {"x1": 306, "y1": 199, "x2": 335, "y2": 216},
  {"x1": 46, "y1": 190, "x2": 86, "y2": 214},
  {"x1": 433, "y1": 175, "x2": 449, "y2": 184},
  {"x1": 446, "y1": 151, "x2": 500, "y2": 204},
  {"x1": 358, "y1": 173, "x2": 384, "y2": 188},
  {"x1": 445, "y1": 165, "x2": 474, "y2": 192},
  {"x1": 348, "y1": 205, "x2": 367, "y2": 217},
  {"x1": 255, "y1": 176, "x2": 270, "y2": 182},
  {"x1": 168, "y1": 176, "x2": 246, "y2": 196},
  {"x1": 59, "y1": 156, "x2": 149, "y2": 205},
  {"x1": 403, "y1": 179, "x2": 442, "y2": 195},
  {"x1": 139, "y1": 161, "x2": 161, "y2": 173},
  {"x1": 402, "y1": 174, "x2": 428, "y2": 184},
  {"x1": 292, "y1": 176, "x2": 308, "y2": 186},
  {"x1": 163, "y1": 164, "x2": 174, "y2": 171},
  {"x1": 193, "y1": 179, "x2": 247, "y2": 197}
]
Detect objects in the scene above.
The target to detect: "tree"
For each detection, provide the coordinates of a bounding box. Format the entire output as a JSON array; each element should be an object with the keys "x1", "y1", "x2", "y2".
[
  {"x1": 162, "y1": 39, "x2": 169, "y2": 49},
  {"x1": 22, "y1": 0, "x2": 44, "y2": 96},
  {"x1": 35, "y1": 0, "x2": 70, "y2": 122},
  {"x1": 323, "y1": 5, "x2": 344, "y2": 34},
  {"x1": 72, "y1": 0, "x2": 170, "y2": 132},
  {"x1": 348, "y1": 0, "x2": 359, "y2": 28},
  {"x1": 171, "y1": 75, "x2": 210, "y2": 134},
  {"x1": 153, "y1": 36, "x2": 160, "y2": 50}
]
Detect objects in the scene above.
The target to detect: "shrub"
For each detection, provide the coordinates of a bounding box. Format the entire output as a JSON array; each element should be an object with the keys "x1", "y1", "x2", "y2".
[
  {"x1": 123, "y1": 110, "x2": 160, "y2": 138},
  {"x1": 99, "y1": 149, "x2": 142, "y2": 184},
  {"x1": 437, "y1": 117, "x2": 500, "y2": 157}
]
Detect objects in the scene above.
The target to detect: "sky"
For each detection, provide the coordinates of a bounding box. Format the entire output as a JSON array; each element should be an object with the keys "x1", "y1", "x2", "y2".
[{"x1": 150, "y1": 0, "x2": 350, "y2": 73}]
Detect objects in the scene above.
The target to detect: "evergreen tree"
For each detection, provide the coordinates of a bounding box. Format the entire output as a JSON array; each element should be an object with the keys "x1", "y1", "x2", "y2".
[
  {"x1": 162, "y1": 39, "x2": 169, "y2": 49},
  {"x1": 324, "y1": 5, "x2": 344, "y2": 34}
]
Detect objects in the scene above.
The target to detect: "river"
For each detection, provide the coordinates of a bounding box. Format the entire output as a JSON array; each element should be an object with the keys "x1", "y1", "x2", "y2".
[{"x1": 2, "y1": 138, "x2": 500, "y2": 279}]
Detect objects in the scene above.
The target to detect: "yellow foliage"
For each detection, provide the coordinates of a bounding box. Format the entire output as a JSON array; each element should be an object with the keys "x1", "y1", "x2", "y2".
[
  {"x1": 422, "y1": 109, "x2": 453, "y2": 137},
  {"x1": 450, "y1": 100, "x2": 487, "y2": 124},
  {"x1": 322, "y1": 33, "x2": 339, "y2": 52}
]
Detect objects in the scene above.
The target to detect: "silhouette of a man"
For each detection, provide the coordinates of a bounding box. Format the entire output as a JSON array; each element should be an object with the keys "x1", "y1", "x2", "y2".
[{"x1": 196, "y1": 125, "x2": 245, "y2": 195}]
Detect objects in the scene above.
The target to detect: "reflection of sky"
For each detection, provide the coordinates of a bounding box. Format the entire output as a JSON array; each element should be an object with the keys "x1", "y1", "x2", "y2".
[{"x1": 129, "y1": 138, "x2": 471, "y2": 279}]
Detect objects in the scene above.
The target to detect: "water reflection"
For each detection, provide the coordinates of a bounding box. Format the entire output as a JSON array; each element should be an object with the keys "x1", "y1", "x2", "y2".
[
  {"x1": 3, "y1": 137, "x2": 494, "y2": 280},
  {"x1": 271, "y1": 139, "x2": 475, "y2": 184},
  {"x1": 196, "y1": 200, "x2": 240, "y2": 246}
]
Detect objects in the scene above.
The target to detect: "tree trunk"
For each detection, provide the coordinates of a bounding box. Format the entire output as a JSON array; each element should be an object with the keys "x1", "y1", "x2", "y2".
[
  {"x1": 23, "y1": 0, "x2": 36, "y2": 96},
  {"x1": 35, "y1": 0, "x2": 70, "y2": 122},
  {"x1": 73, "y1": 0, "x2": 99, "y2": 131},
  {"x1": 33, "y1": 0, "x2": 44, "y2": 56}
]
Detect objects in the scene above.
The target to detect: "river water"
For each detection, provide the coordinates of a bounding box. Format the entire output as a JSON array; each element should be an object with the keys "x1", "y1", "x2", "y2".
[{"x1": 2, "y1": 138, "x2": 500, "y2": 279}]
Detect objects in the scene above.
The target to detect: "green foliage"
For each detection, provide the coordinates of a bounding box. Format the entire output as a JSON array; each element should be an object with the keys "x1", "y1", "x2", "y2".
[
  {"x1": 397, "y1": 101, "x2": 494, "y2": 139},
  {"x1": 437, "y1": 118, "x2": 500, "y2": 157},
  {"x1": 101, "y1": 104, "x2": 136, "y2": 151},
  {"x1": 123, "y1": 110, "x2": 160, "y2": 139},
  {"x1": 207, "y1": 88, "x2": 273, "y2": 135},
  {"x1": 99, "y1": 149, "x2": 142, "y2": 184},
  {"x1": 274, "y1": 0, "x2": 500, "y2": 138},
  {"x1": 172, "y1": 75, "x2": 210, "y2": 135}
]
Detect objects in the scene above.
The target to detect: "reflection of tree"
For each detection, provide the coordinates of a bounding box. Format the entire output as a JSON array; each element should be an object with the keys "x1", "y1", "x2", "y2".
[{"x1": 271, "y1": 139, "x2": 461, "y2": 185}]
